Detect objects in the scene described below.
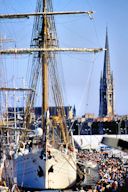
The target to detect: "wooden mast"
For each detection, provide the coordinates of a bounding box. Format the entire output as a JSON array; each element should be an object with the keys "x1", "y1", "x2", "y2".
[
  {"x1": 42, "y1": 0, "x2": 48, "y2": 142},
  {"x1": 42, "y1": 1, "x2": 48, "y2": 187}
]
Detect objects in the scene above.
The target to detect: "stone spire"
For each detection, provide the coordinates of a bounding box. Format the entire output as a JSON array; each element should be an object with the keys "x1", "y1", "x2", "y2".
[
  {"x1": 73, "y1": 105, "x2": 76, "y2": 117},
  {"x1": 99, "y1": 28, "x2": 114, "y2": 117}
]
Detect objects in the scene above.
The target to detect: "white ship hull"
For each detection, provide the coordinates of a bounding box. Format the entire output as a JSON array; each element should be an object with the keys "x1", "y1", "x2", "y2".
[{"x1": 6, "y1": 147, "x2": 76, "y2": 190}]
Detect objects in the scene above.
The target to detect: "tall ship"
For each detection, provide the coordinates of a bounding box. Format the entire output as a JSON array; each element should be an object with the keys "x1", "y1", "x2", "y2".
[{"x1": 0, "y1": 0, "x2": 103, "y2": 190}]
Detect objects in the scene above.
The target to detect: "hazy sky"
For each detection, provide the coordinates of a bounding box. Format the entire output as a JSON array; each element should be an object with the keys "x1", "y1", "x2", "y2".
[{"x1": 0, "y1": 0, "x2": 128, "y2": 116}]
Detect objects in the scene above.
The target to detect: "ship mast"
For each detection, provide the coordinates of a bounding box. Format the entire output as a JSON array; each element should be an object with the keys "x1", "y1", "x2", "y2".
[
  {"x1": 42, "y1": 0, "x2": 48, "y2": 142},
  {"x1": 0, "y1": 0, "x2": 104, "y2": 145}
]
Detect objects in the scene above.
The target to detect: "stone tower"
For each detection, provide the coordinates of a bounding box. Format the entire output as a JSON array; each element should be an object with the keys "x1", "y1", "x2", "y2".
[
  {"x1": 73, "y1": 105, "x2": 76, "y2": 118},
  {"x1": 99, "y1": 29, "x2": 114, "y2": 117}
]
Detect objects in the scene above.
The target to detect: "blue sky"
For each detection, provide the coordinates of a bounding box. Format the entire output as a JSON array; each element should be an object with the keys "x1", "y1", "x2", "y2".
[{"x1": 0, "y1": 0, "x2": 128, "y2": 116}]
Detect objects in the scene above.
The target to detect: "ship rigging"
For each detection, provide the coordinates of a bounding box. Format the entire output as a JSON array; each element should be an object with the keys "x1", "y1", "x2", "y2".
[{"x1": 0, "y1": 0, "x2": 104, "y2": 190}]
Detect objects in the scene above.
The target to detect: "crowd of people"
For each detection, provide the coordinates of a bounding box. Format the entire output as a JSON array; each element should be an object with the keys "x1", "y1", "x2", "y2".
[{"x1": 77, "y1": 149, "x2": 128, "y2": 192}]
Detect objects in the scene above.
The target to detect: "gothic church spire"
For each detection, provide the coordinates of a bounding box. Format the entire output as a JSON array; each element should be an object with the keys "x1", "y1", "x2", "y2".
[{"x1": 99, "y1": 28, "x2": 114, "y2": 117}]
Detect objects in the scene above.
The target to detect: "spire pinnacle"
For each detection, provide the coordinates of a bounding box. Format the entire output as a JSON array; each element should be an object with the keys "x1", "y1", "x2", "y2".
[{"x1": 103, "y1": 27, "x2": 110, "y2": 80}]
